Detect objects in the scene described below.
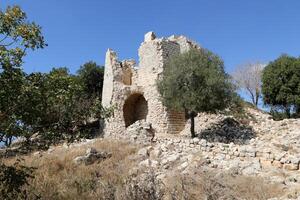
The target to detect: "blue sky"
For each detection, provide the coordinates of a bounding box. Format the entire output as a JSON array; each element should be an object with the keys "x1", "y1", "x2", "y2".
[{"x1": 1, "y1": 0, "x2": 300, "y2": 75}]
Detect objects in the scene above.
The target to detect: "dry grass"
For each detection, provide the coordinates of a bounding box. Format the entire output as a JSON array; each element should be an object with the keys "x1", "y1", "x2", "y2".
[
  {"x1": 165, "y1": 169, "x2": 284, "y2": 200},
  {"x1": 5, "y1": 139, "x2": 139, "y2": 200},
  {"x1": 3, "y1": 139, "x2": 285, "y2": 200}
]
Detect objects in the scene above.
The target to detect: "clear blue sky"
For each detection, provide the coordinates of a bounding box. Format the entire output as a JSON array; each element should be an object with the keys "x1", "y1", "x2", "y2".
[{"x1": 1, "y1": 0, "x2": 300, "y2": 74}]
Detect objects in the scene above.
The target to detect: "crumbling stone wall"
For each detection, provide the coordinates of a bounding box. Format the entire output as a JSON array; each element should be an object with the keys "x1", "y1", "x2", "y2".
[{"x1": 102, "y1": 32, "x2": 200, "y2": 137}]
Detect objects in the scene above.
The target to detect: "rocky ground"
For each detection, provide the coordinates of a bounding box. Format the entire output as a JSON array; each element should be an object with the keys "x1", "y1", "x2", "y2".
[
  {"x1": 115, "y1": 107, "x2": 300, "y2": 199},
  {"x1": 3, "y1": 107, "x2": 300, "y2": 199}
]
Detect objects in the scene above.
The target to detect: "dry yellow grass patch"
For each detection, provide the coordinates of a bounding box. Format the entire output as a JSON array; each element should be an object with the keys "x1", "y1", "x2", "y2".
[
  {"x1": 5, "y1": 139, "x2": 139, "y2": 200},
  {"x1": 165, "y1": 169, "x2": 284, "y2": 200}
]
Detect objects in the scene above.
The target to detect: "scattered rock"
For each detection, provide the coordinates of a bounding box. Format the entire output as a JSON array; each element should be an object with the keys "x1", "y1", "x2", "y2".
[
  {"x1": 125, "y1": 120, "x2": 154, "y2": 144},
  {"x1": 178, "y1": 161, "x2": 189, "y2": 170},
  {"x1": 33, "y1": 151, "x2": 42, "y2": 157},
  {"x1": 73, "y1": 148, "x2": 112, "y2": 165},
  {"x1": 283, "y1": 163, "x2": 299, "y2": 171},
  {"x1": 137, "y1": 147, "x2": 149, "y2": 158}
]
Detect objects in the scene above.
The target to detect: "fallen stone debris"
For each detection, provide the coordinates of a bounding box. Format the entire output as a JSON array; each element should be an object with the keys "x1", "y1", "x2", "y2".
[{"x1": 73, "y1": 147, "x2": 112, "y2": 165}]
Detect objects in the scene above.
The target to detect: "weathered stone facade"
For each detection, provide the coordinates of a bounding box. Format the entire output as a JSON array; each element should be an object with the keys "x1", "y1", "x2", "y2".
[{"x1": 102, "y1": 32, "x2": 200, "y2": 137}]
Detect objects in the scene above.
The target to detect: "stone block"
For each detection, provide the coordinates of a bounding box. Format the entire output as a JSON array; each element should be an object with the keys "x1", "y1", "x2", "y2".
[
  {"x1": 144, "y1": 31, "x2": 156, "y2": 42},
  {"x1": 137, "y1": 147, "x2": 149, "y2": 157},
  {"x1": 150, "y1": 149, "x2": 162, "y2": 159},
  {"x1": 260, "y1": 159, "x2": 273, "y2": 169},
  {"x1": 192, "y1": 137, "x2": 200, "y2": 144},
  {"x1": 283, "y1": 163, "x2": 299, "y2": 171},
  {"x1": 291, "y1": 157, "x2": 300, "y2": 165},
  {"x1": 272, "y1": 160, "x2": 283, "y2": 168},
  {"x1": 256, "y1": 151, "x2": 263, "y2": 158}
]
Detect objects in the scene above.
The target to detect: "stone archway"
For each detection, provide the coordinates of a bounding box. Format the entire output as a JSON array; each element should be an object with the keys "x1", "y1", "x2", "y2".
[{"x1": 123, "y1": 93, "x2": 148, "y2": 127}]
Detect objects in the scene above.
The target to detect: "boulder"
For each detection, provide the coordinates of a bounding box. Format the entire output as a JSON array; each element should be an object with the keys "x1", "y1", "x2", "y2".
[
  {"x1": 139, "y1": 159, "x2": 158, "y2": 168},
  {"x1": 137, "y1": 147, "x2": 149, "y2": 158},
  {"x1": 73, "y1": 148, "x2": 112, "y2": 165},
  {"x1": 283, "y1": 163, "x2": 299, "y2": 171}
]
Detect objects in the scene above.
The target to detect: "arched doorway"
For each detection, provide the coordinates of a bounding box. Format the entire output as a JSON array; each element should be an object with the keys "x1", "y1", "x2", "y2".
[{"x1": 123, "y1": 93, "x2": 148, "y2": 127}]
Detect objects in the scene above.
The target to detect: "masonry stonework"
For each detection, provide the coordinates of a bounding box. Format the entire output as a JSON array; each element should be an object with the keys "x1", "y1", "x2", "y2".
[{"x1": 102, "y1": 32, "x2": 200, "y2": 137}]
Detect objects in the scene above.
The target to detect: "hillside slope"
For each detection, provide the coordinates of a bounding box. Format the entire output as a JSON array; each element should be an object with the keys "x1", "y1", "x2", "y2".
[{"x1": 3, "y1": 107, "x2": 300, "y2": 199}]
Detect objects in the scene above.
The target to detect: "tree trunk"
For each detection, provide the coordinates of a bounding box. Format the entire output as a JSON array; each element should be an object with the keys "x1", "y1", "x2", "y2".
[
  {"x1": 189, "y1": 111, "x2": 197, "y2": 138},
  {"x1": 190, "y1": 115, "x2": 195, "y2": 138},
  {"x1": 285, "y1": 107, "x2": 291, "y2": 118},
  {"x1": 255, "y1": 90, "x2": 260, "y2": 107},
  {"x1": 250, "y1": 93, "x2": 255, "y2": 106},
  {"x1": 296, "y1": 106, "x2": 300, "y2": 117}
]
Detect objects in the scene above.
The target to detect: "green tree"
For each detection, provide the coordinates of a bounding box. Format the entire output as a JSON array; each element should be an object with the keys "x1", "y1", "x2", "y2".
[
  {"x1": 20, "y1": 67, "x2": 110, "y2": 144},
  {"x1": 262, "y1": 54, "x2": 300, "y2": 118},
  {"x1": 0, "y1": 6, "x2": 46, "y2": 146},
  {"x1": 0, "y1": 68, "x2": 26, "y2": 146},
  {"x1": 0, "y1": 6, "x2": 109, "y2": 147},
  {"x1": 157, "y1": 48, "x2": 234, "y2": 137},
  {"x1": 77, "y1": 61, "x2": 104, "y2": 98},
  {"x1": 19, "y1": 68, "x2": 79, "y2": 140},
  {"x1": 0, "y1": 6, "x2": 45, "y2": 199}
]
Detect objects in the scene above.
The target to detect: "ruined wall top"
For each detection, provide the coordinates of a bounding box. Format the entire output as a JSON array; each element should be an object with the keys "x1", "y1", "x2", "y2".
[
  {"x1": 141, "y1": 31, "x2": 200, "y2": 52},
  {"x1": 104, "y1": 31, "x2": 201, "y2": 71},
  {"x1": 102, "y1": 32, "x2": 201, "y2": 106},
  {"x1": 144, "y1": 31, "x2": 156, "y2": 42}
]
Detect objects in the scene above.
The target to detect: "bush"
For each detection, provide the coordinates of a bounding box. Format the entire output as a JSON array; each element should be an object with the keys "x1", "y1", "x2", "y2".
[{"x1": 0, "y1": 160, "x2": 39, "y2": 200}]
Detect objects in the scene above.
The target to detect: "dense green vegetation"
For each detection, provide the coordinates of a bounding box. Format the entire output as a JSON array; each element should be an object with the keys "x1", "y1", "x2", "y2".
[
  {"x1": 157, "y1": 48, "x2": 235, "y2": 137},
  {"x1": 0, "y1": 6, "x2": 108, "y2": 147},
  {"x1": 0, "y1": 5, "x2": 46, "y2": 146},
  {"x1": 77, "y1": 61, "x2": 104, "y2": 98},
  {"x1": 21, "y1": 66, "x2": 107, "y2": 145},
  {"x1": 0, "y1": 64, "x2": 107, "y2": 146},
  {"x1": 0, "y1": 6, "x2": 45, "y2": 199},
  {"x1": 0, "y1": 6, "x2": 109, "y2": 199},
  {"x1": 262, "y1": 54, "x2": 300, "y2": 118}
]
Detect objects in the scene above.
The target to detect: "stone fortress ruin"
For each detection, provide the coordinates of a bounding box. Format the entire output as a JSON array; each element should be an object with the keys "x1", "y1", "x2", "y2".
[{"x1": 102, "y1": 32, "x2": 200, "y2": 137}]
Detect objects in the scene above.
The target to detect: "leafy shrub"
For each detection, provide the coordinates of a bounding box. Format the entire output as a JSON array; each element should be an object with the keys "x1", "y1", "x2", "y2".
[{"x1": 0, "y1": 160, "x2": 39, "y2": 200}]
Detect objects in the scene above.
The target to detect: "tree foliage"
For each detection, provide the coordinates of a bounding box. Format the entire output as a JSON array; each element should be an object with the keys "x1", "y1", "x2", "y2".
[
  {"x1": 17, "y1": 66, "x2": 108, "y2": 144},
  {"x1": 157, "y1": 48, "x2": 234, "y2": 137},
  {"x1": 0, "y1": 6, "x2": 46, "y2": 146},
  {"x1": 77, "y1": 61, "x2": 104, "y2": 98},
  {"x1": 0, "y1": 6, "x2": 46, "y2": 69},
  {"x1": 262, "y1": 54, "x2": 300, "y2": 118},
  {"x1": 0, "y1": 6, "x2": 109, "y2": 147}
]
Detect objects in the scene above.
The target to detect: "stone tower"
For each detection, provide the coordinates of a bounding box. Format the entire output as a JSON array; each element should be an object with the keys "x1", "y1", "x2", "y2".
[{"x1": 102, "y1": 32, "x2": 200, "y2": 137}]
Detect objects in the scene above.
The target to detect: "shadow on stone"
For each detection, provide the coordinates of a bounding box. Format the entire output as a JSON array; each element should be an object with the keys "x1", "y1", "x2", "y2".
[{"x1": 199, "y1": 118, "x2": 256, "y2": 145}]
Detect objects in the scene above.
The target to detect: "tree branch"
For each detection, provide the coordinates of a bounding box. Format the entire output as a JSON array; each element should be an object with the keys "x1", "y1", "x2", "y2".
[
  {"x1": 0, "y1": 34, "x2": 9, "y2": 44},
  {"x1": 0, "y1": 37, "x2": 19, "y2": 47},
  {"x1": 246, "y1": 87, "x2": 256, "y2": 106}
]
